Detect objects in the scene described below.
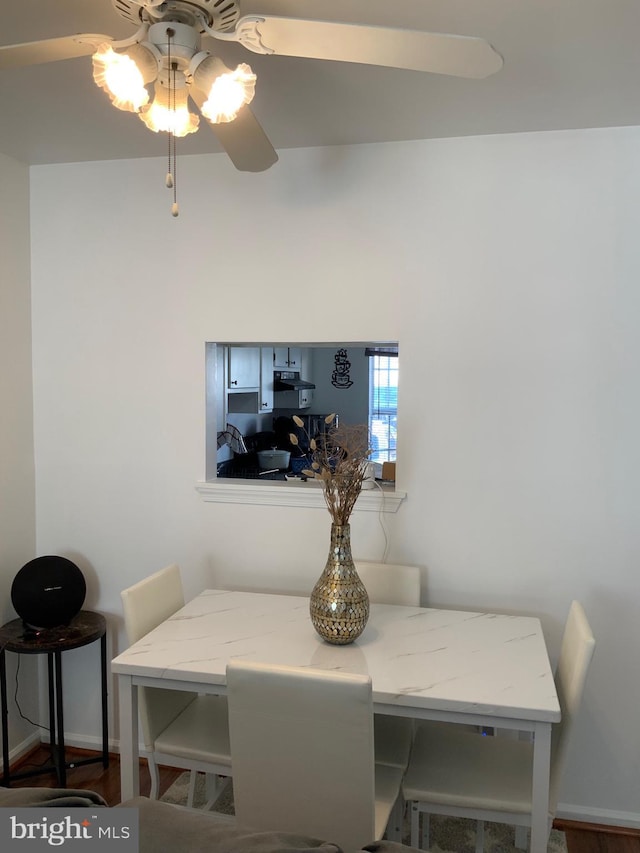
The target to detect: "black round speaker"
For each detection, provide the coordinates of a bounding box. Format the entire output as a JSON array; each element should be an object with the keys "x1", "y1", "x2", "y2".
[{"x1": 11, "y1": 556, "x2": 86, "y2": 630}]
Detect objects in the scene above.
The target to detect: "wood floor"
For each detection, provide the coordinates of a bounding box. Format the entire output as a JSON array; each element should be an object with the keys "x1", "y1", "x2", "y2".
[
  {"x1": 555, "y1": 820, "x2": 640, "y2": 853},
  {"x1": 7, "y1": 745, "x2": 640, "y2": 853},
  {"x1": 7, "y1": 744, "x2": 182, "y2": 807}
]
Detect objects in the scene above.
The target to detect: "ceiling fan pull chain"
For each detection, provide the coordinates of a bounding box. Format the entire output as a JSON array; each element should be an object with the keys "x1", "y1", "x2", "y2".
[
  {"x1": 165, "y1": 30, "x2": 174, "y2": 192},
  {"x1": 166, "y1": 124, "x2": 173, "y2": 188},
  {"x1": 170, "y1": 56, "x2": 179, "y2": 217},
  {"x1": 171, "y1": 127, "x2": 179, "y2": 217},
  {"x1": 166, "y1": 127, "x2": 173, "y2": 188},
  {"x1": 160, "y1": 29, "x2": 179, "y2": 216}
]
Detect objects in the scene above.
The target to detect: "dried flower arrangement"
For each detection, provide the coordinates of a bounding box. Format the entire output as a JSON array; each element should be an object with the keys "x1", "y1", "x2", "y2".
[{"x1": 289, "y1": 414, "x2": 372, "y2": 525}]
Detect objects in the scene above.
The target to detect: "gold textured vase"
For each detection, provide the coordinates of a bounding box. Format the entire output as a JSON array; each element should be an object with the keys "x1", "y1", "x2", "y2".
[{"x1": 309, "y1": 523, "x2": 369, "y2": 645}]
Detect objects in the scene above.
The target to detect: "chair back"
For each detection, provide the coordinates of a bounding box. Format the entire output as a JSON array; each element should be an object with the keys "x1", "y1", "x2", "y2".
[
  {"x1": 227, "y1": 659, "x2": 376, "y2": 851},
  {"x1": 549, "y1": 600, "x2": 596, "y2": 813},
  {"x1": 355, "y1": 561, "x2": 421, "y2": 606},
  {"x1": 120, "y1": 564, "x2": 193, "y2": 751}
]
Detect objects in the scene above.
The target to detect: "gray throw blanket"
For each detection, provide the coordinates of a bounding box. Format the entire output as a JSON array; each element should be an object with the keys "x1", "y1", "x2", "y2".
[
  {"x1": 118, "y1": 797, "x2": 344, "y2": 853},
  {"x1": 117, "y1": 798, "x2": 417, "y2": 853},
  {"x1": 0, "y1": 786, "x2": 107, "y2": 808},
  {"x1": 1, "y1": 788, "x2": 415, "y2": 853}
]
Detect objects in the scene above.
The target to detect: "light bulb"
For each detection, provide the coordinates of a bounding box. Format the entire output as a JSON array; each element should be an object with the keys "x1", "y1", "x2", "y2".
[
  {"x1": 200, "y1": 63, "x2": 256, "y2": 124},
  {"x1": 92, "y1": 44, "x2": 152, "y2": 113},
  {"x1": 139, "y1": 84, "x2": 199, "y2": 137}
]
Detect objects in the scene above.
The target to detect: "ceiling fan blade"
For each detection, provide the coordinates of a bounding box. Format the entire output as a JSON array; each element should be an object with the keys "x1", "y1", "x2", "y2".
[
  {"x1": 0, "y1": 34, "x2": 112, "y2": 70},
  {"x1": 234, "y1": 16, "x2": 503, "y2": 79},
  {"x1": 191, "y1": 90, "x2": 278, "y2": 173}
]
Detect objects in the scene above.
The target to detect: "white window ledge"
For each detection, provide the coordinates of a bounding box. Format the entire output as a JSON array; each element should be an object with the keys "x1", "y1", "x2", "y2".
[{"x1": 195, "y1": 480, "x2": 406, "y2": 512}]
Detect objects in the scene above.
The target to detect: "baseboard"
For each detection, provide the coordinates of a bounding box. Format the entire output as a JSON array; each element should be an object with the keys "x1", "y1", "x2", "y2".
[
  {"x1": 0, "y1": 730, "x2": 41, "y2": 767},
  {"x1": 40, "y1": 733, "x2": 149, "y2": 758},
  {"x1": 556, "y1": 802, "x2": 640, "y2": 830},
  {"x1": 39, "y1": 732, "x2": 119, "y2": 754}
]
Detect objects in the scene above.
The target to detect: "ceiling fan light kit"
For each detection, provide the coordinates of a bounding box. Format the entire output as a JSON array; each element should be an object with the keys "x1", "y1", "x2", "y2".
[
  {"x1": 194, "y1": 58, "x2": 256, "y2": 124},
  {"x1": 141, "y1": 78, "x2": 200, "y2": 136},
  {"x1": 92, "y1": 43, "x2": 156, "y2": 112},
  {"x1": 91, "y1": 18, "x2": 255, "y2": 128},
  {"x1": 0, "y1": 0, "x2": 503, "y2": 215}
]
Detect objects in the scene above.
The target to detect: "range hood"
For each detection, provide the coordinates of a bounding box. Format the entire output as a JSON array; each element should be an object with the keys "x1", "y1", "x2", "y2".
[{"x1": 274, "y1": 371, "x2": 316, "y2": 391}]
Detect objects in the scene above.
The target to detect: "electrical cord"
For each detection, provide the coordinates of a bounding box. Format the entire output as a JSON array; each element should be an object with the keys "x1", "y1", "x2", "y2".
[
  {"x1": 373, "y1": 479, "x2": 390, "y2": 562},
  {"x1": 2, "y1": 652, "x2": 54, "y2": 771},
  {"x1": 14, "y1": 653, "x2": 48, "y2": 732}
]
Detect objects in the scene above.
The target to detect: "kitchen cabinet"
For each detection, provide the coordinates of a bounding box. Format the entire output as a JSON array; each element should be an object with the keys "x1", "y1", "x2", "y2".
[
  {"x1": 300, "y1": 347, "x2": 313, "y2": 382},
  {"x1": 259, "y1": 347, "x2": 274, "y2": 413},
  {"x1": 298, "y1": 387, "x2": 313, "y2": 409},
  {"x1": 274, "y1": 387, "x2": 313, "y2": 410},
  {"x1": 227, "y1": 346, "x2": 260, "y2": 390},
  {"x1": 273, "y1": 346, "x2": 302, "y2": 370}
]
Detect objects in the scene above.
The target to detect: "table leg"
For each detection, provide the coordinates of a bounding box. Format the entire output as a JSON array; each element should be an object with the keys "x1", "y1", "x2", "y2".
[
  {"x1": 47, "y1": 654, "x2": 57, "y2": 773},
  {"x1": 118, "y1": 674, "x2": 139, "y2": 801},
  {"x1": 1, "y1": 651, "x2": 9, "y2": 785},
  {"x1": 530, "y1": 721, "x2": 552, "y2": 853},
  {"x1": 54, "y1": 651, "x2": 66, "y2": 787},
  {"x1": 100, "y1": 632, "x2": 109, "y2": 768}
]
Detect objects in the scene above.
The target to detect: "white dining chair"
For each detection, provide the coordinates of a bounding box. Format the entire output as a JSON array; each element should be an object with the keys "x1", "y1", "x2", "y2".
[
  {"x1": 355, "y1": 561, "x2": 421, "y2": 608},
  {"x1": 355, "y1": 560, "x2": 421, "y2": 771},
  {"x1": 402, "y1": 600, "x2": 596, "y2": 853},
  {"x1": 226, "y1": 659, "x2": 404, "y2": 852},
  {"x1": 120, "y1": 564, "x2": 232, "y2": 808}
]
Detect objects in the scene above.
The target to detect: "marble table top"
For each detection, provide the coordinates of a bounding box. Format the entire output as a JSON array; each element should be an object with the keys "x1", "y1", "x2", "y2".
[{"x1": 112, "y1": 589, "x2": 560, "y2": 723}]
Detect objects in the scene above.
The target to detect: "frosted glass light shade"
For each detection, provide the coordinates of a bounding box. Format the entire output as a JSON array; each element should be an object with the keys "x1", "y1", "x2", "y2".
[
  {"x1": 195, "y1": 59, "x2": 256, "y2": 124},
  {"x1": 139, "y1": 83, "x2": 199, "y2": 136},
  {"x1": 92, "y1": 43, "x2": 155, "y2": 113}
]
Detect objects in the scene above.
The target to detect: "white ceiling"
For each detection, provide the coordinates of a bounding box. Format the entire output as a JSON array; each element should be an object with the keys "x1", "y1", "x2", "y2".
[{"x1": 1, "y1": 0, "x2": 639, "y2": 166}]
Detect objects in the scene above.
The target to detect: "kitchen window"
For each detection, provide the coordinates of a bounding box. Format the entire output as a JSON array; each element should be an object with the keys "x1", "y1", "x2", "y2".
[{"x1": 368, "y1": 349, "x2": 398, "y2": 464}]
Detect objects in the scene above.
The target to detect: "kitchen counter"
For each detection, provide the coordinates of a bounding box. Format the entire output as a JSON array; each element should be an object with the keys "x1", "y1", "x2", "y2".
[{"x1": 217, "y1": 467, "x2": 287, "y2": 481}]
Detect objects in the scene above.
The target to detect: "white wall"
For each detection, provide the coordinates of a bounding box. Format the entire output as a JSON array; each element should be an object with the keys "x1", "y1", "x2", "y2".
[
  {"x1": 28, "y1": 126, "x2": 640, "y2": 825},
  {"x1": 0, "y1": 150, "x2": 39, "y2": 759}
]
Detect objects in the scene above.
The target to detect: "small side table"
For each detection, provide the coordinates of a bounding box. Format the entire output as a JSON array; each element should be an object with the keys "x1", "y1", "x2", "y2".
[{"x1": 0, "y1": 610, "x2": 109, "y2": 786}]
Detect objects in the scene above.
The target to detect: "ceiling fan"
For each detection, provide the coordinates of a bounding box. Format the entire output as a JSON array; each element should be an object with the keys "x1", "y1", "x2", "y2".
[{"x1": 0, "y1": 0, "x2": 503, "y2": 212}]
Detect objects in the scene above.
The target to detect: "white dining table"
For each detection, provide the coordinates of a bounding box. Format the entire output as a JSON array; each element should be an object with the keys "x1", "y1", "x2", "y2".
[{"x1": 111, "y1": 589, "x2": 560, "y2": 853}]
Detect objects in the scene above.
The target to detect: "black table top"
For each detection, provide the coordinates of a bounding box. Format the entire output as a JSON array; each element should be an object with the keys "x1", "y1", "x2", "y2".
[{"x1": 0, "y1": 610, "x2": 106, "y2": 654}]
